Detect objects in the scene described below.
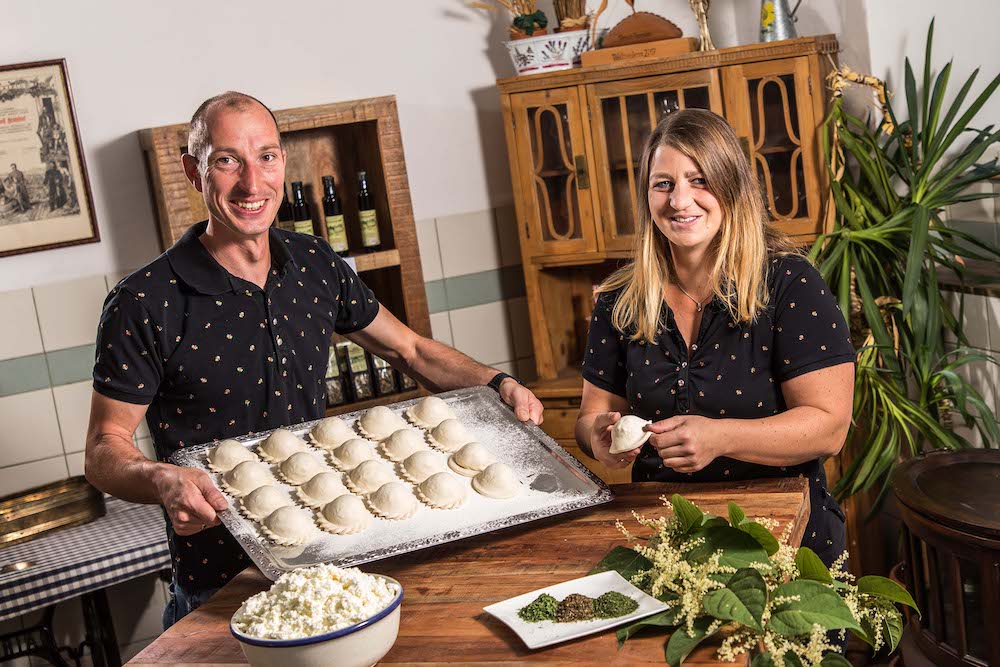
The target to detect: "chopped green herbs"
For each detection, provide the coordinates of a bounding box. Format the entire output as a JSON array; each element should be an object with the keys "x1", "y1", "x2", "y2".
[
  {"x1": 516, "y1": 593, "x2": 559, "y2": 622},
  {"x1": 516, "y1": 590, "x2": 638, "y2": 623},
  {"x1": 594, "y1": 591, "x2": 639, "y2": 618}
]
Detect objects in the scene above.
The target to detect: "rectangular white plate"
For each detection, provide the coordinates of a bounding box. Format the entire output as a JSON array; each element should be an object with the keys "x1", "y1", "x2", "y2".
[{"x1": 483, "y1": 570, "x2": 670, "y2": 650}]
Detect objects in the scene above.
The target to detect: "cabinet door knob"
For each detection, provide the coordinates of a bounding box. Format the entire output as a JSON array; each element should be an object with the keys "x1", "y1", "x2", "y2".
[{"x1": 574, "y1": 155, "x2": 590, "y2": 190}]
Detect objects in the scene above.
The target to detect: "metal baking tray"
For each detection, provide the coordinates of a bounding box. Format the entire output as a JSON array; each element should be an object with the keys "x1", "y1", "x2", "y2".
[{"x1": 171, "y1": 387, "x2": 614, "y2": 580}]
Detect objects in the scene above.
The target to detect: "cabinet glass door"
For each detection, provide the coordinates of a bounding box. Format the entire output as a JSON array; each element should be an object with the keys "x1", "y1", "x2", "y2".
[
  {"x1": 509, "y1": 88, "x2": 598, "y2": 257},
  {"x1": 722, "y1": 57, "x2": 822, "y2": 239},
  {"x1": 588, "y1": 71, "x2": 723, "y2": 251}
]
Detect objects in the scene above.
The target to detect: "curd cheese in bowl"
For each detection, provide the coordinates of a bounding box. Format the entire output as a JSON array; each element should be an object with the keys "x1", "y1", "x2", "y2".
[{"x1": 231, "y1": 564, "x2": 402, "y2": 667}]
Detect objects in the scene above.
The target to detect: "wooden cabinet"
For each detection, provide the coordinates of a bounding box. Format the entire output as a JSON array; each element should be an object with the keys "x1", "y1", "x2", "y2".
[{"x1": 498, "y1": 37, "x2": 838, "y2": 481}]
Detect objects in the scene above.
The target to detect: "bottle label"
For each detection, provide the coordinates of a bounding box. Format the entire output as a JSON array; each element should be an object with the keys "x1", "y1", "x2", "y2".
[
  {"x1": 347, "y1": 342, "x2": 369, "y2": 374},
  {"x1": 325, "y1": 214, "x2": 349, "y2": 252},
  {"x1": 293, "y1": 219, "x2": 314, "y2": 235},
  {"x1": 326, "y1": 348, "x2": 340, "y2": 378},
  {"x1": 359, "y1": 209, "x2": 380, "y2": 247}
]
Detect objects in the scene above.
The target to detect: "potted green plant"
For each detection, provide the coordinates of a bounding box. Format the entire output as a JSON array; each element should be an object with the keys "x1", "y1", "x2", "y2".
[{"x1": 810, "y1": 19, "x2": 1000, "y2": 511}]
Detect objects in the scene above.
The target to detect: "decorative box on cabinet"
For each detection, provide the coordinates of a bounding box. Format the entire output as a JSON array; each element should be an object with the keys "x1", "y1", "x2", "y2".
[
  {"x1": 498, "y1": 37, "x2": 839, "y2": 481},
  {"x1": 139, "y1": 96, "x2": 430, "y2": 415}
]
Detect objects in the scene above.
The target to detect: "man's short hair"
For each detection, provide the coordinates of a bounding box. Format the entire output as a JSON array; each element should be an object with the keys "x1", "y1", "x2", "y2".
[{"x1": 186, "y1": 91, "x2": 281, "y2": 167}]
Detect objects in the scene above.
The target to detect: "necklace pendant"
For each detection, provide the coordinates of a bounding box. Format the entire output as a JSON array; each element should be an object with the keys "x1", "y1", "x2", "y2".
[{"x1": 696, "y1": 305, "x2": 703, "y2": 312}]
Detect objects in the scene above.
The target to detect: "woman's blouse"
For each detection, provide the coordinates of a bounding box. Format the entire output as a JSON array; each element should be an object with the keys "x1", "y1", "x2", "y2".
[{"x1": 581, "y1": 254, "x2": 855, "y2": 564}]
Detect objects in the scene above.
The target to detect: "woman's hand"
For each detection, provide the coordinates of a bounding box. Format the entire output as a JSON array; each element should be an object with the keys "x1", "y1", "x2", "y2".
[
  {"x1": 590, "y1": 412, "x2": 642, "y2": 469},
  {"x1": 153, "y1": 464, "x2": 229, "y2": 536},
  {"x1": 645, "y1": 415, "x2": 725, "y2": 473}
]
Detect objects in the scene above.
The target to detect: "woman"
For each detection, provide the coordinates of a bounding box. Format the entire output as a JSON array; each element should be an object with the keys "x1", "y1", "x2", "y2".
[{"x1": 576, "y1": 109, "x2": 855, "y2": 567}]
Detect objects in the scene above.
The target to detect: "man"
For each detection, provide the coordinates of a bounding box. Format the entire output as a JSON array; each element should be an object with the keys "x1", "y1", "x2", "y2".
[
  {"x1": 8, "y1": 163, "x2": 30, "y2": 212},
  {"x1": 84, "y1": 91, "x2": 543, "y2": 629},
  {"x1": 44, "y1": 160, "x2": 66, "y2": 210}
]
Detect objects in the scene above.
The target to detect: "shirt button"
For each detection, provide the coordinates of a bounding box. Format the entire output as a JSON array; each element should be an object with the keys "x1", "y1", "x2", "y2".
[
  {"x1": 691, "y1": 344, "x2": 698, "y2": 350},
  {"x1": 681, "y1": 362, "x2": 687, "y2": 368},
  {"x1": 272, "y1": 318, "x2": 277, "y2": 325},
  {"x1": 678, "y1": 379, "x2": 685, "y2": 387},
  {"x1": 276, "y1": 337, "x2": 283, "y2": 346}
]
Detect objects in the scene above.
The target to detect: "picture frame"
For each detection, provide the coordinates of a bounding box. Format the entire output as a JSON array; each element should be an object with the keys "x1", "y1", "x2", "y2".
[{"x1": 0, "y1": 59, "x2": 98, "y2": 257}]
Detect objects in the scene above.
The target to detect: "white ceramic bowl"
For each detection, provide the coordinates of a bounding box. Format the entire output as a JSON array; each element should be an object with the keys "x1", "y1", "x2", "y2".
[
  {"x1": 230, "y1": 574, "x2": 403, "y2": 667},
  {"x1": 504, "y1": 29, "x2": 592, "y2": 75}
]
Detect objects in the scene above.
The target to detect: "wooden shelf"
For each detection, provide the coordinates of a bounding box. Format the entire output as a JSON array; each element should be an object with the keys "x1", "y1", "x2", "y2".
[
  {"x1": 531, "y1": 250, "x2": 631, "y2": 268},
  {"x1": 537, "y1": 168, "x2": 573, "y2": 178},
  {"x1": 349, "y1": 249, "x2": 400, "y2": 273},
  {"x1": 756, "y1": 144, "x2": 798, "y2": 155},
  {"x1": 324, "y1": 387, "x2": 426, "y2": 417}
]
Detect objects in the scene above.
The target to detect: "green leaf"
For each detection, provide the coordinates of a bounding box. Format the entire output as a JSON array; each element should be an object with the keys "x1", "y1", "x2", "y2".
[
  {"x1": 739, "y1": 521, "x2": 781, "y2": 556},
  {"x1": 881, "y1": 608, "x2": 904, "y2": 653},
  {"x1": 795, "y1": 547, "x2": 834, "y2": 584},
  {"x1": 702, "y1": 568, "x2": 766, "y2": 632},
  {"x1": 768, "y1": 580, "x2": 861, "y2": 637},
  {"x1": 589, "y1": 546, "x2": 652, "y2": 582},
  {"x1": 664, "y1": 617, "x2": 715, "y2": 667},
  {"x1": 616, "y1": 607, "x2": 682, "y2": 647},
  {"x1": 784, "y1": 655, "x2": 804, "y2": 667},
  {"x1": 902, "y1": 206, "x2": 930, "y2": 318},
  {"x1": 857, "y1": 576, "x2": 920, "y2": 613},
  {"x1": 820, "y1": 654, "x2": 852, "y2": 667},
  {"x1": 728, "y1": 501, "x2": 747, "y2": 526},
  {"x1": 686, "y1": 525, "x2": 769, "y2": 571},
  {"x1": 672, "y1": 494, "x2": 704, "y2": 533}
]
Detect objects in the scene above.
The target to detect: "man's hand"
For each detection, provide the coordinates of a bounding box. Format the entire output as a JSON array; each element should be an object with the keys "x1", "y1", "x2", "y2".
[
  {"x1": 589, "y1": 411, "x2": 641, "y2": 469},
  {"x1": 152, "y1": 464, "x2": 229, "y2": 536},
  {"x1": 499, "y1": 378, "x2": 544, "y2": 425},
  {"x1": 645, "y1": 415, "x2": 725, "y2": 473}
]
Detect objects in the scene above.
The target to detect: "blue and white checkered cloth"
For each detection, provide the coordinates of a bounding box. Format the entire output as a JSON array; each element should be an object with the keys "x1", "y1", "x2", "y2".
[{"x1": 0, "y1": 497, "x2": 170, "y2": 622}]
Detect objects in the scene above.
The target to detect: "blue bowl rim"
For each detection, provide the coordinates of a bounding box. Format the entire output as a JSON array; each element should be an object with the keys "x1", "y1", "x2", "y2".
[{"x1": 230, "y1": 574, "x2": 403, "y2": 648}]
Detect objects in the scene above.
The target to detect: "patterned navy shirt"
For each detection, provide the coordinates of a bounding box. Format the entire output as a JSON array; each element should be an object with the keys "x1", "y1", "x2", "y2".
[
  {"x1": 93, "y1": 221, "x2": 380, "y2": 592},
  {"x1": 582, "y1": 254, "x2": 855, "y2": 565}
]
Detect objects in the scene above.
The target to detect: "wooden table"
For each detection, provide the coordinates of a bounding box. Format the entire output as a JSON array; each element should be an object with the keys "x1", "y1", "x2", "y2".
[{"x1": 129, "y1": 478, "x2": 809, "y2": 666}]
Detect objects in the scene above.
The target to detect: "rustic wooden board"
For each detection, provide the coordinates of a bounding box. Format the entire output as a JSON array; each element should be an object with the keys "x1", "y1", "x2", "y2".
[{"x1": 129, "y1": 478, "x2": 809, "y2": 666}]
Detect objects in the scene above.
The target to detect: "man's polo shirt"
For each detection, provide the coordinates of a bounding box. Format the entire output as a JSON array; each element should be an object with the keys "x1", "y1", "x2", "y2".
[{"x1": 93, "y1": 220, "x2": 379, "y2": 592}]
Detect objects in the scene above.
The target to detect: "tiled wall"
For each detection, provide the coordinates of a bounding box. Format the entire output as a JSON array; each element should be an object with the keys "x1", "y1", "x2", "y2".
[
  {"x1": 0, "y1": 204, "x2": 528, "y2": 663},
  {"x1": 416, "y1": 204, "x2": 536, "y2": 384}
]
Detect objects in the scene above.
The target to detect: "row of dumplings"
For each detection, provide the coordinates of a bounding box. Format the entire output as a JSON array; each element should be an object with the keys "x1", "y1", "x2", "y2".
[{"x1": 202, "y1": 398, "x2": 521, "y2": 545}]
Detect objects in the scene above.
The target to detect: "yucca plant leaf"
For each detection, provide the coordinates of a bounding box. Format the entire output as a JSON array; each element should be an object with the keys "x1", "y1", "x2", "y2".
[
  {"x1": 902, "y1": 206, "x2": 930, "y2": 318},
  {"x1": 904, "y1": 57, "x2": 921, "y2": 159},
  {"x1": 923, "y1": 61, "x2": 952, "y2": 157},
  {"x1": 921, "y1": 19, "x2": 935, "y2": 146}
]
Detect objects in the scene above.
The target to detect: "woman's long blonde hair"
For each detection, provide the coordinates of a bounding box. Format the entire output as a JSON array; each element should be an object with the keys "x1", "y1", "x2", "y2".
[{"x1": 598, "y1": 109, "x2": 796, "y2": 342}]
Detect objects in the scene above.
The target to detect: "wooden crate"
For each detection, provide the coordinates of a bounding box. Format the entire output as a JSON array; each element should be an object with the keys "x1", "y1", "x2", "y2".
[{"x1": 138, "y1": 96, "x2": 430, "y2": 415}]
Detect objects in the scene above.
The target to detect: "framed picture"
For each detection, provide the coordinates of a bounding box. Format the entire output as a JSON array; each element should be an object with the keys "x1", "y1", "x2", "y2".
[{"x1": 0, "y1": 59, "x2": 98, "y2": 257}]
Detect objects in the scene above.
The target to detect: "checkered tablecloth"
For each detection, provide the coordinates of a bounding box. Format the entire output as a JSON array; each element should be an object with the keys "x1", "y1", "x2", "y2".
[{"x1": 0, "y1": 497, "x2": 170, "y2": 622}]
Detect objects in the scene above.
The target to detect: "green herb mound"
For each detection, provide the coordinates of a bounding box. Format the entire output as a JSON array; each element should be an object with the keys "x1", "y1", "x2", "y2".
[
  {"x1": 516, "y1": 593, "x2": 558, "y2": 622},
  {"x1": 594, "y1": 591, "x2": 639, "y2": 619}
]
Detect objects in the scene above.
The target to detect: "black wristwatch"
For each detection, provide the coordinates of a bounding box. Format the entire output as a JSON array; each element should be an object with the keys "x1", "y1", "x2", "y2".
[{"x1": 487, "y1": 371, "x2": 521, "y2": 393}]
